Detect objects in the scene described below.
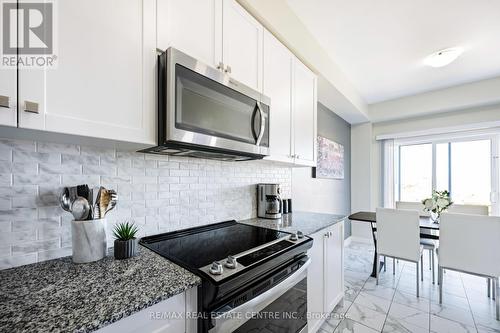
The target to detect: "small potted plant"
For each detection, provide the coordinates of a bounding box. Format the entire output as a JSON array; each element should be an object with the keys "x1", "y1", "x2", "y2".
[
  {"x1": 113, "y1": 220, "x2": 139, "y2": 259},
  {"x1": 422, "y1": 190, "x2": 453, "y2": 223}
]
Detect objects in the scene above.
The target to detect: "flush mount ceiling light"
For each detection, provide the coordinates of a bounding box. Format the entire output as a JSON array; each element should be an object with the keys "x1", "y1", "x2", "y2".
[{"x1": 423, "y1": 47, "x2": 464, "y2": 68}]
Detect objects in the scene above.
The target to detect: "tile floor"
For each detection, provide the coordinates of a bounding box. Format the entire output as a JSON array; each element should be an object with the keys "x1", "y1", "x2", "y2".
[{"x1": 318, "y1": 241, "x2": 499, "y2": 333}]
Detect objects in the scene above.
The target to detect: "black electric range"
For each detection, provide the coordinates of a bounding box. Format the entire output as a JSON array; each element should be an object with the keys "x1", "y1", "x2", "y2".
[{"x1": 140, "y1": 220, "x2": 313, "y2": 333}]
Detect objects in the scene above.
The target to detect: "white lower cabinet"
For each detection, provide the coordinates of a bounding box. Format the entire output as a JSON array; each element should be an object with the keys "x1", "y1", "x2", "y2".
[
  {"x1": 96, "y1": 287, "x2": 197, "y2": 333},
  {"x1": 307, "y1": 221, "x2": 345, "y2": 333}
]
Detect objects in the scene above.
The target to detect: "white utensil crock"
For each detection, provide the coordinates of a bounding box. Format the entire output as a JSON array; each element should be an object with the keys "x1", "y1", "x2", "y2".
[{"x1": 71, "y1": 218, "x2": 107, "y2": 263}]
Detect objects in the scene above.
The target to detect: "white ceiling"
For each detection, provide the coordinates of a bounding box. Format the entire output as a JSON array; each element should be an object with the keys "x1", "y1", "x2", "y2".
[{"x1": 287, "y1": 0, "x2": 500, "y2": 104}]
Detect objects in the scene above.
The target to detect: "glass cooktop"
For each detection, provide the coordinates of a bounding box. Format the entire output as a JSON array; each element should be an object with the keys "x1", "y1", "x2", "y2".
[{"x1": 140, "y1": 221, "x2": 290, "y2": 269}]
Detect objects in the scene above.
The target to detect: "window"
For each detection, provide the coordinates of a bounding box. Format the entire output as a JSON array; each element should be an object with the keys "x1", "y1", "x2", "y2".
[
  {"x1": 397, "y1": 138, "x2": 492, "y2": 208},
  {"x1": 399, "y1": 144, "x2": 432, "y2": 202}
]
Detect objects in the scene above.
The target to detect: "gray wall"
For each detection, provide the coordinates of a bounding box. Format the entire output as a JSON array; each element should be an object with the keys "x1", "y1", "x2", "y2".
[{"x1": 292, "y1": 103, "x2": 351, "y2": 238}]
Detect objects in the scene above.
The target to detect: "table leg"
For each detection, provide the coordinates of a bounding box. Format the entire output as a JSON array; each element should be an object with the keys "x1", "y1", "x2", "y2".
[{"x1": 370, "y1": 222, "x2": 384, "y2": 278}]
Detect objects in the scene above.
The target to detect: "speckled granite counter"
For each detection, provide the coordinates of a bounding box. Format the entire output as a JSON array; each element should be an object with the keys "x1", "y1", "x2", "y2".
[
  {"x1": 0, "y1": 246, "x2": 201, "y2": 333},
  {"x1": 240, "y1": 211, "x2": 346, "y2": 235}
]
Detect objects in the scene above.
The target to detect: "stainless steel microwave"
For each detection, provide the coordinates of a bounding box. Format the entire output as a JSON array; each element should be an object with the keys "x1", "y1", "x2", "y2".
[{"x1": 140, "y1": 47, "x2": 270, "y2": 161}]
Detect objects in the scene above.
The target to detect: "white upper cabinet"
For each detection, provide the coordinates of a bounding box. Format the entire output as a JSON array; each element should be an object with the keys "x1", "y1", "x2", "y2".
[
  {"x1": 0, "y1": 67, "x2": 17, "y2": 128},
  {"x1": 157, "y1": 0, "x2": 222, "y2": 67},
  {"x1": 263, "y1": 30, "x2": 293, "y2": 163},
  {"x1": 157, "y1": 0, "x2": 263, "y2": 92},
  {"x1": 222, "y1": 0, "x2": 263, "y2": 92},
  {"x1": 17, "y1": 0, "x2": 156, "y2": 144},
  {"x1": 293, "y1": 57, "x2": 317, "y2": 166}
]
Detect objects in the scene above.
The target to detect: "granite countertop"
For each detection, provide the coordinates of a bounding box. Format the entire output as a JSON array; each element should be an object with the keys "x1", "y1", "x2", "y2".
[
  {"x1": 240, "y1": 211, "x2": 346, "y2": 235},
  {"x1": 0, "y1": 246, "x2": 201, "y2": 333}
]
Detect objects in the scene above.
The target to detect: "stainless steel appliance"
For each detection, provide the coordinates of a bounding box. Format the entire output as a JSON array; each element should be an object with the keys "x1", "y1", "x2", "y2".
[
  {"x1": 140, "y1": 47, "x2": 271, "y2": 161},
  {"x1": 257, "y1": 183, "x2": 282, "y2": 219},
  {"x1": 140, "y1": 221, "x2": 312, "y2": 333}
]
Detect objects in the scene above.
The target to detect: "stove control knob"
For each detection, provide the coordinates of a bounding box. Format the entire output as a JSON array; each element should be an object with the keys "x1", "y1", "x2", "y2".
[
  {"x1": 224, "y1": 256, "x2": 238, "y2": 269},
  {"x1": 209, "y1": 262, "x2": 223, "y2": 275},
  {"x1": 289, "y1": 233, "x2": 298, "y2": 241},
  {"x1": 297, "y1": 231, "x2": 304, "y2": 239}
]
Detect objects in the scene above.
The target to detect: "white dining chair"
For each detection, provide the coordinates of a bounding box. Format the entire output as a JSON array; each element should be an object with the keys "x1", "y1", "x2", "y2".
[
  {"x1": 438, "y1": 213, "x2": 500, "y2": 320},
  {"x1": 396, "y1": 201, "x2": 436, "y2": 284},
  {"x1": 376, "y1": 208, "x2": 424, "y2": 297},
  {"x1": 445, "y1": 204, "x2": 492, "y2": 297},
  {"x1": 447, "y1": 204, "x2": 489, "y2": 215}
]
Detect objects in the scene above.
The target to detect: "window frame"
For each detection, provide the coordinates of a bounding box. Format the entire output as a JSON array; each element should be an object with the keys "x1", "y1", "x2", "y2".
[{"x1": 393, "y1": 132, "x2": 499, "y2": 214}]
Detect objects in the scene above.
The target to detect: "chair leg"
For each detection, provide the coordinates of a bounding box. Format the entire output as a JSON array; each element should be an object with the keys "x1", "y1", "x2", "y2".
[
  {"x1": 393, "y1": 258, "x2": 396, "y2": 275},
  {"x1": 428, "y1": 250, "x2": 432, "y2": 270},
  {"x1": 439, "y1": 266, "x2": 443, "y2": 304},
  {"x1": 376, "y1": 254, "x2": 379, "y2": 285},
  {"x1": 496, "y1": 277, "x2": 499, "y2": 321},
  {"x1": 431, "y1": 251, "x2": 435, "y2": 284},
  {"x1": 416, "y1": 261, "x2": 420, "y2": 298},
  {"x1": 384, "y1": 256, "x2": 387, "y2": 272},
  {"x1": 488, "y1": 278, "x2": 491, "y2": 298},
  {"x1": 420, "y1": 254, "x2": 424, "y2": 281}
]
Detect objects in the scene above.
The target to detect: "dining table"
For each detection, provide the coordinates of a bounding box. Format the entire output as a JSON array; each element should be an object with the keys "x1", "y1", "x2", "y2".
[{"x1": 348, "y1": 211, "x2": 440, "y2": 277}]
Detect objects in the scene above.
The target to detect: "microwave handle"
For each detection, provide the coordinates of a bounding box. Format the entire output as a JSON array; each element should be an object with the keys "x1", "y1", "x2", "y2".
[{"x1": 255, "y1": 101, "x2": 265, "y2": 146}]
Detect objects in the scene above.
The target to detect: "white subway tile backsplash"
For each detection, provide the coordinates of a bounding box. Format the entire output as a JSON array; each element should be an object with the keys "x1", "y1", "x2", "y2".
[
  {"x1": 0, "y1": 173, "x2": 12, "y2": 185},
  {"x1": 37, "y1": 142, "x2": 79, "y2": 155},
  {"x1": 0, "y1": 139, "x2": 36, "y2": 152},
  {"x1": 62, "y1": 153, "x2": 99, "y2": 166},
  {"x1": 0, "y1": 137, "x2": 291, "y2": 269},
  {"x1": 13, "y1": 151, "x2": 61, "y2": 164},
  {"x1": 61, "y1": 174, "x2": 99, "y2": 186},
  {"x1": 83, "y1": 164, "x2": 116, "y2": 176},
  {"x1": 0, "y1": 253, "x2": 37, "y2": 270},
  {"x1": 39, "y1": 162, "x2": 81, "y2": 175},
  {"x1": 12, "y1": 239, "x2": 60, "y2": 256},
  {"x1": 14, "y1": 174, "x2": 60, "y2": 186},
  {"x1": 118, "y1": 167, "x2": 145, "y2": 177}
]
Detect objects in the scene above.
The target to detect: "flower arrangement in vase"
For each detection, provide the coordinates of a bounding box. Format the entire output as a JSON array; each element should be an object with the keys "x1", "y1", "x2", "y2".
[{"x1": 422, "y1": 190, "x2": 453, "y2": 223}]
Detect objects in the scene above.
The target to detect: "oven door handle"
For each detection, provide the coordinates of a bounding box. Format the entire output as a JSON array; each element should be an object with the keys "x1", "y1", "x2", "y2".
[{"x1": 209, "y1": 258, "x2": 310, "y2": 333}]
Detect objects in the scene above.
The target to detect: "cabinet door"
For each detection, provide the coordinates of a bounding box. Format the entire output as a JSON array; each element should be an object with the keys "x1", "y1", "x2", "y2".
[
  {"x1": 222, "y1": 0, "x2": 263, "y2": 92},
  {"x1": 307, "y1": 230, "x2": 325, "y2": 333},
  {"x1": 324, "y1": 222, "x2": 344, "y2": 313},
  {"x1": 157, "y1": 0, "x2": 222, "y2": 68},
  {"x1": 0, "y1": 67, "x2": 17, "y2": 127},
  {"x1": 96, "y1": 291, "x2": 186, "y2": 333},
  {"x1": 263, "y1": 30, "x2": 293, "y2": 163},
  {"x1": 18, "y1": 0, "x2": 156, "y2": 144},
  {"x1": 293, "y1": 58, "x2": 317, "y2": 166}
]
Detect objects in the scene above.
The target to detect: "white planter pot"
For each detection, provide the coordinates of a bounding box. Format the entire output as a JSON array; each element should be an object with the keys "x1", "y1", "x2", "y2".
[{"x1": 71, "y1": 218, "x2": 107, "y2": 263}]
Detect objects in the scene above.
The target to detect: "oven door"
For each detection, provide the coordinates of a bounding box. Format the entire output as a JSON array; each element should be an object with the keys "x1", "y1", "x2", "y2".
[
  {"x1": 209, "y1": 258, "x2": 310, "y2": 333},
  {"x1": 165, "y1": 48, "x2": 270, "y2": 156}
]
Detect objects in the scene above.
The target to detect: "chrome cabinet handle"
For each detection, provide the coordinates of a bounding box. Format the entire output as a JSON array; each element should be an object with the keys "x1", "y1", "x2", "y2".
[
  {"x1": 24, "y1": 101, "x2": 39, "y2": 114},
  {"x1": 255, "y1": 101, "x2": 265, "y2": 146},
  {"x1": 296, "y1": 154, "x2": 300, "y2": 159},
  {"x1": 224, "y1": 65, "x2": 232, "y2": 74},
  {"x1": 217, "y1": 62, "x2": 224, "y2": 70},
  {"x1": 0, "y1": 95, "x2": 9, "y2": 108}
]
